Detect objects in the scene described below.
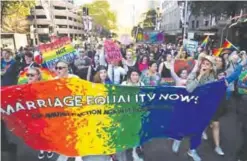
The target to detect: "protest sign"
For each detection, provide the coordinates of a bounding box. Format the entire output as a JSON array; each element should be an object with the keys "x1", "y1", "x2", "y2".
[
  {"x1": 1, "y1": 78, "x2": 226, "y2": 156},
  {"x1": 38, "y1": 37, "x2": 77, "y2": 70},
  {"x1": 238, "y1": 70, "x2": 247, "y2": 95},
  {"x1": 104, "y1": 40, "x2": 122, "y2": 63},
  {"x1": 136, "y1": 31, "x2": 164, "y2": 44},
  {"x1": 18, "y1": 68, "x2": 56, "y2": 85},
  {"x1": 184, "y1": 40, "x2": 198, "y2": 54}
]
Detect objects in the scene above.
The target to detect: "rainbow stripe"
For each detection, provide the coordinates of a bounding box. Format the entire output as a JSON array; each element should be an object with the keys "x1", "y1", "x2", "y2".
[
  {"x1": 201, "y1": 36, "x2": 209, "y2": 48},
  {"x1": 213, "y1": 48, "x2": 223, "y2": 57},
  {"x1": 18, "y1": 68, "x2": 56, "y2": 84},
  {"x1": 238, "y1": 70, "x2": 247, "y2": 95},
  {"x1": 222, "y1": 39, "x2": 238, "y2": 50}
]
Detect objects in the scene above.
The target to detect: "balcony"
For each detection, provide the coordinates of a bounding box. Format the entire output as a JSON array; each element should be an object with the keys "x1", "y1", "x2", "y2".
[
  {"x1": 36, "y1": 28, "x2": 49, "y2": 34},
  {"x1": 36, "y1": 19, "x2": 51, "y2": 25}
]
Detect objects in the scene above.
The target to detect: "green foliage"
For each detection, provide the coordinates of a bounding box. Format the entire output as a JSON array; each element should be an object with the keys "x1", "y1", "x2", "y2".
[
  {"x1": 81, "y1": 0, "x2": 117, "y2": 30},
  {"x1": 1, "y1": 0, "x2": 35, "y2": 33}
]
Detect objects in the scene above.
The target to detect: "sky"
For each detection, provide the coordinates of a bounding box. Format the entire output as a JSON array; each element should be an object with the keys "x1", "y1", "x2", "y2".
[{"x1": 73, "y1": 0, "x2": 160, "y2": 34}]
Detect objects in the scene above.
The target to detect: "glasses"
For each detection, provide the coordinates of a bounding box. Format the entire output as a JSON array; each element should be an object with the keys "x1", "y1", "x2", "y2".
[
  {"x1": 55, "y1": 66, "x2": 67, "y2": 70},
  {"x1": 26, "y1": 73, "x2": 36, "y2": 77}
]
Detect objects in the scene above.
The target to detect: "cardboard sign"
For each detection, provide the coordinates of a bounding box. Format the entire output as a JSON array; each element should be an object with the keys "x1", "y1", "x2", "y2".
[
  {"x1": 136, "y1": 32, "x2": 164, "y2": 44},
  {"x1": 104, "y1": 40, "x2": 122, "y2": 63}
]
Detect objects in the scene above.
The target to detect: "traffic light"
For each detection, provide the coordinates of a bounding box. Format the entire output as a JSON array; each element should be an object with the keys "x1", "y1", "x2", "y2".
[{"x1": 83, "y1": 7, "x2": 89, "y2": 16}]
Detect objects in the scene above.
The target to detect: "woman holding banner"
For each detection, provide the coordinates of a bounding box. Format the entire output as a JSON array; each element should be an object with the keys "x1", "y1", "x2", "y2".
[
  {"x1": 121, "y1": 69, "x2": 144, "y2": 161},
  {"x1": 25, "y1": 67, "x2": 54, "y2": 160}
]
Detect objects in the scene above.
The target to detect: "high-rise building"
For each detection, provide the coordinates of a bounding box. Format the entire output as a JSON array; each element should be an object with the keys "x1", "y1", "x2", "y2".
[{"x1": 31, "y1": 0, "x2": 83, "y2": 42}]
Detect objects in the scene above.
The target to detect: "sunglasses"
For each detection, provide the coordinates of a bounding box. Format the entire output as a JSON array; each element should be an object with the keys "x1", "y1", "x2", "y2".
[
  {"x1": 26, "y1": 73, "x2": 36, "y2": 77},
  {"x1": 55, "y1": 66, "x2": 67, "y2": 70}
]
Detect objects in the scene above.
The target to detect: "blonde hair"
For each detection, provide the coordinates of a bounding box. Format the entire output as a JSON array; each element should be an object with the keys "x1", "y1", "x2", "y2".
[{"x1": 28, "y1": 67, "x2": 42, "y2": 81}]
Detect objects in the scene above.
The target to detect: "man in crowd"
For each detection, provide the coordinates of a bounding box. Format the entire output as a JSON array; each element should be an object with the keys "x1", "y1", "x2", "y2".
[{"x1": 74, "y1": 48, "x2": 92, "y2": 81}]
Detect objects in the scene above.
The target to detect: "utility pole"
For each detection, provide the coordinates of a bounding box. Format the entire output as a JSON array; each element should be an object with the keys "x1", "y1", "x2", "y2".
[{"x1": 183, "y1": 0, "x2": 188, "y2": 43}]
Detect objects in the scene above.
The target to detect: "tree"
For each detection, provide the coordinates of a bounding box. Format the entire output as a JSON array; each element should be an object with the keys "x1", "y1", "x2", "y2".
[
  {"x1": 190, "y1": 1, "x2": 247, "y2": 17},
  {"x1": 140, "y1": 9, "x2": 157, "y2": 31},
  {"x1": 81, "y1": 0, "x2": 117, "y2": 30},
  {"x1": 1, "y1": 0, "x2": 35, "y2": 33}
]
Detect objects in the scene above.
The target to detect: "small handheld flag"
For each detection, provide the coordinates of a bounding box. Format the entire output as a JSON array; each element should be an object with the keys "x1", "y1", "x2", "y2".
[
  {"x1": 222, "y1": 39, "x2": 239, "y2": 51},
  {"x1": 201, "y1": 36, "x2": 209, "y2": 48},
  {"x1": 213, "y1": 48, "x2": 223, "y2": 57}
]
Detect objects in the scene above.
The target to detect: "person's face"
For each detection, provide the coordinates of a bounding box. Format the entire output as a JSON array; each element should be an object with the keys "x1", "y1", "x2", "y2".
[
  {"x1": 181, "y1": 51, "x2": 187, "y2": 58},
  {"x1": 223, "y1": 54, "x2": 228, "y2": 60},
  {"x1": 166, "y1": 54, "x2": 172, "y2": 62},
  {"x1": 130, "y1": 71, "x2": 140, "y2": 83},
  {"x1": 216, "y1": 57, "x2": 223, "y2": 69},
  {"x1": 99, "y1": 69, "x2": 107, "y2": 81},
  {"x1": 198, "y1": 47, "x2": 202, "y2": 53},
  {"x1": 24, "y1": 55, "x2": 33, "y2": 64},
  {"x1": 201, "y1": 59, "x2": 213, "y2": 72},
  {"x1": 55, "y1": 62, "x2": 68, "y2": 78},
  {"x1": 142, "y1": 57, "x2": 148, "y2": 64},
  {"x1": 217, "y1": 72, "x2": 226, "y2": 80},
  {"x1": 27, "y1": 69, "x2": 40, "y2": 84},
  {"x1": 180, "y1": 69, "x2": 188, "y2": 79},
  {"x1": 126, "y1": 52, "x2": 132, "y2": 60},
  {"x1": 79, "y1": 49, "x2": 85, "y2": 57},
  {"x1": 150, "y1": 54, "x2": 154, "y2": 60},
  {"x1": 3, "y1": 51, "x2": 10, "y2": 59},
  {"x1": 94, "y1": 56, "x2": 99, "y2": 65},
  {"x1": 149, "y1": 63, "x2": 157, "y2": 73}
]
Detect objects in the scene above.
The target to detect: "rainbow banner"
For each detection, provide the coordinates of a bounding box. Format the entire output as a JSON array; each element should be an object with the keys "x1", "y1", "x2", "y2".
[
  {"x1": 18, "y1": 68, "x2": 56, "y2": 84},
  {"x1": 39, "y1": 37, "x2": 77, "y2": 70},
  {"x1": 238, "y1": 69, "x2": 247, "y2": 95},
  {"x1": 201, "y1": 36, "x2": 209, "y2": 48},
  {"x1": 136, "y1": 31, "x2": 164, "y2": 44},
  {"x1": 1, "y1": 78, "x2": 226, "y2": 156}
]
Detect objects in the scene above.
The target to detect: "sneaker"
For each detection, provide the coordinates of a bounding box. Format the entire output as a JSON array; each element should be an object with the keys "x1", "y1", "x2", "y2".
[
  {"x1": 172, "y1": 140, "x2": 181, "y2": 153},
  {"x1": 38, "y1": 151, "x2": 45, "y2": 160},
  {"x1": 132, "y1": 147, "x2": 144, "y2": 161},
  {"x1": 215, "y1": 146, "x2": 224, "y2": 156},
  {"x1": 202, "y1": 131, "x2": 208, "y2": 140},
  {"x1": 75, "y1": 157, "x2": 83, "y2": 161},
  {"x1": 47, "y1": 151, "x2": 54, "y2": 159},
  {"x1": 188, "y1": 149, "x2": 202, "y2": 161}
]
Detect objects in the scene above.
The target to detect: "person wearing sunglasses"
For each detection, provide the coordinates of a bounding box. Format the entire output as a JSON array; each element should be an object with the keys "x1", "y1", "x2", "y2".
[
  {"x1": 25, "y1": 67, "x2": 54, "y2": 159},
  {"x1": 54, "y1": 61, "x2": 78, "y2": 79}
]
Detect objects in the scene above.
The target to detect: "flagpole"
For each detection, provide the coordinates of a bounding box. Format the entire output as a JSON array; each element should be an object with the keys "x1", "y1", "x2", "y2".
[{"x1": 225, "y1": 39, "x2": 239, "y2": 51}]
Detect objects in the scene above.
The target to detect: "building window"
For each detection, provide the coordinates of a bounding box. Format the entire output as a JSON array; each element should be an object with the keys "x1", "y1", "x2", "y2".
[
  {"x1": 192, "y1": 20, "x2": 195, "y2": 29},
  {"x1": 74, "y1": 26, "x2": 78, "y2": 29},
  {"x1": 54, "y1": 6, "x2": 66, "y2": 10},
  {"x1": 69, "y1": 25, "x2": 73, "y2": 29},
  {"x1": 74, "y1": 19, "x2": 77, "y2": 22},
  {"x1": 58, "y1": 25, "x2": 67, "y2": 28},
  {"x1": 205, "y1": 20, "x2": 209, "y2": 27},
  {"x1": 55, "y1": 16, "x2": 66, "y2": 19},
  {"x1": 36, "y1": 15, "x2": 47, "y2": 19},
  {"x1": 35, "y1": 6, "x2": 43, "y2": 9},
  {"x1": 196, "y1": 20, "x2": 199, "y2": 28},
  {"x1": 69, "y1": 17, "x2": 73, "y2": 20},
  {"x1": 37, "y1": 25, "x2": 49, "y2": 28}
]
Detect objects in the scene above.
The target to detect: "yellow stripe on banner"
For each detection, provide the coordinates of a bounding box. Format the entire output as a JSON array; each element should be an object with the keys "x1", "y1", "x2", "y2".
[{"x1": 66, "y1": 78, "x2": 116, "y2": 155}]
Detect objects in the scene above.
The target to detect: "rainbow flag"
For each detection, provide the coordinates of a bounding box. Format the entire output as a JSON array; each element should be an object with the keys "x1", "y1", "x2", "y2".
[
  {"x1": 201, "y1": 36, "x2": 209, "y2": 48},
  {"x1": 18, "y1": 68, "x2": 56, "y2": 84},
  {"x1": 222, "y1": 39, "x2": 238, "y2": 50},
  {"x1": 1, "y1": 78, "x2": 226, "y2": 156},
  {"x1": 213, "y1": 48, "x2": 223, "y2": 56}
]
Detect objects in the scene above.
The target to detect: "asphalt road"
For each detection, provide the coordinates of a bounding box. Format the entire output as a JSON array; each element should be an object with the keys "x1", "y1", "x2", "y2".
[{"x1": 2, "y1": 97, "x2": 246, "y2": 161}]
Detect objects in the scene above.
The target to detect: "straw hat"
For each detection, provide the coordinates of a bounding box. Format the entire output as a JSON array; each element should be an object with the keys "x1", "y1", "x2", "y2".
[{"x1": 201, "y1": 55, "x2": 217, "y2": 73}]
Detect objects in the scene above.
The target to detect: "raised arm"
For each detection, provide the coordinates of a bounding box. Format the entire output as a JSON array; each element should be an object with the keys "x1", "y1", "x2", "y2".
[{"x1": 170, "y1": 60, "x2": 181, "y2": 83}]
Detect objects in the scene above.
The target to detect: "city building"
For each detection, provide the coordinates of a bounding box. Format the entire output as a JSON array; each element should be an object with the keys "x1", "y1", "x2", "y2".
[{"x1": 31, "y1": 0, "x2": 83, "y2": 42}]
